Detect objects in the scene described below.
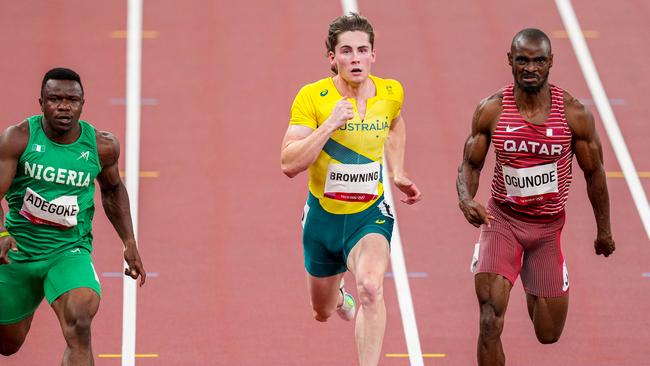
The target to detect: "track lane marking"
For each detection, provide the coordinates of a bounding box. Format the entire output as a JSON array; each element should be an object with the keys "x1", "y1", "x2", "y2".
[
  {"x1": 386, "y1": 353, "x2": 446, "y2": 358},
  {"x1": 607, "y1": 171, "x2": 650, "y2": 179},
  {"x1": 338, "y1": 2, "x2": 424, "y2": 366},
  {"x1": 555, "y1": 0, "x2": 650, "y2": 241},
  {"x1": 99, "y1": 354, "x2": 159, "y2": 358},
  {"x1": 122, "y1": 0, "x2": 143, "y2": 365},
  {"x1": 111, "y1": 30, "x2": 159, "y2": 39}
]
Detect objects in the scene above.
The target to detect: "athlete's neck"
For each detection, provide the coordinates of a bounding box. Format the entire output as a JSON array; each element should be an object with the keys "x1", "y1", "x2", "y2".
[
  {"x1": 514, "y1": 83, "x2": 551, "y2": 120},
  {"x1": 333, "y1": 75, "x2": 375, "y2": 99},
  {"x1": 42, "y1": 119, "x2": 82, "y2": 145}
]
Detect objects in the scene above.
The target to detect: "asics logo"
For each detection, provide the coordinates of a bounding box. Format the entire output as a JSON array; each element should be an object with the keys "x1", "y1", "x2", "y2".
[
  {"x1": 70, "y1": 248, "x2": 81, "y2": 254},
  {"x1": 505, "y1": 125, "x2": 526, "y2": 133},
  {"x1": 375, "y1": 219, "x2": 386, "y2": 224}
]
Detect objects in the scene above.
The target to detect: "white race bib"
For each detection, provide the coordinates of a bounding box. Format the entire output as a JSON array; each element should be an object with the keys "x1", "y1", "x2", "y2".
[
  {"x1": 324, "y1": 161, "x2": 380, "y2": 202},
  {"x1": 20, "y1": 187, "x2": 78, "y2": 228},
  {"x1": 502, "y1": 163, "x2": 558, "y2": 205}
]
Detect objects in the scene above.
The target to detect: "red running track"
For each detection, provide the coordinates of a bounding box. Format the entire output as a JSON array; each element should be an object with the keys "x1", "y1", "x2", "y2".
[{"x1": 0, "y1": 0, "x2": 648, "y2": 365}]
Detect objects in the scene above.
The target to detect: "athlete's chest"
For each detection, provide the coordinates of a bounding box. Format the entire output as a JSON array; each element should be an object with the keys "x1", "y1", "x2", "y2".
[{"x1": 19, "y1": 142, "x2": 101, "y2": 189}]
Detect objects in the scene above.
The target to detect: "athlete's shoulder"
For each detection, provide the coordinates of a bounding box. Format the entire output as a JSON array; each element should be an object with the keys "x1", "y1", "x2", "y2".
[
  {"x1": 561, "y1": 88, "x2": 594, "y2": 136},
  {"x1": 0, "y1": 119, "x2": 30, "y2": 158},
  {"x1": 371, "y1": 75, "x2": 403, "y2": 101},
  {"x1": 478, "y1": 90, "x2": 504, "y2": 118},
  {"x1": 95, "y1": 130, "x2": 120, "y2": 167},
  {"x1": 295, "y1": 77, "x2": 331, "y2": 96}
]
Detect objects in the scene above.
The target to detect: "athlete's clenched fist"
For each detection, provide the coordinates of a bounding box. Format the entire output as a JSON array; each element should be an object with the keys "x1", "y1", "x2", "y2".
[{"x1": 325, "y1": 97, "x2": 355, "y2": 130}]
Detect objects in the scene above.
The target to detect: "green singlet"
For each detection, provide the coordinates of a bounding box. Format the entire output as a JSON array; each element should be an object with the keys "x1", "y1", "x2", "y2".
[{"x1": 5, "y1": 115, "x2": 102, "y2": 261}]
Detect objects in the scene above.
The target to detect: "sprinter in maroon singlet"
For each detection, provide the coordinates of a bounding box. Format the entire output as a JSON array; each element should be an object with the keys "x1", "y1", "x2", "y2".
[{"x1": 457, "y1": 28, "x2": 615, "y2": 366}]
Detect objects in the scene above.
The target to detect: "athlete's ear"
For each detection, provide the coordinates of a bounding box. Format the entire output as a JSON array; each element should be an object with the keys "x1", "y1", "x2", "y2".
[
  {"x1": 370, "y1": 48, "x2": 376, "y2": 63},
  {"x1": 507, "y1": 52, "x2": 513, "y2": 66},
  {"x1": 549, "y1": 53, "x2": 554, "y2": 68}
]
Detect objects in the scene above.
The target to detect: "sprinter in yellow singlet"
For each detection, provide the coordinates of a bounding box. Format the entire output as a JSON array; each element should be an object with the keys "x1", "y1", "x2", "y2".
[{"x1": 280, "y1": 13, "x2": 421, "y2": 366}]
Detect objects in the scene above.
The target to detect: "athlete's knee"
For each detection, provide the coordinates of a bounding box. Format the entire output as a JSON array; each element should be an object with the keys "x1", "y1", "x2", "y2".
[
  {"x1": 479, "y1": 302, "x2": 505, "y2": 341},
  {"x1": 312, "y1": 307, "x2": 334, "y2": 322},
  {"x1": 357, "y1": 277, "x2": 383, "y2": 308},
  {"x1": 62, "y1": 313, "x2": 94, "y2": 346},
  {"x1": 535, "y1": 328, "x2": 563, "y2": 344},
  {"x1": 0, "y1": 340, "x2": 22, "y2": 356}
]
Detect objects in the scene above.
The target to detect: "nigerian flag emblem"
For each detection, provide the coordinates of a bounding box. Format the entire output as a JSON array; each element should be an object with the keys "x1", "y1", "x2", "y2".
[{"x1": 31, "y1": 144, "x2": 45, "y2": 152}]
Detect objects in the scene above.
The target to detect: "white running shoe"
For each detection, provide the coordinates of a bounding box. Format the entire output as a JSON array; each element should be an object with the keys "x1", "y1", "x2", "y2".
[{"x1": 336, "y1": 279, "x2": 356, "y2": 321}]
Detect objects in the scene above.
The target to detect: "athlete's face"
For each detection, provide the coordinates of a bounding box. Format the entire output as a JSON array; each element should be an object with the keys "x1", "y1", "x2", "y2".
[
  {"x1": 39, "y1": 79, "x2": 84, "y2": 135},
  {"x1": 508, "y1": 39, "x2": 553, "y2": 94},
  {"x1": 329, "y1": 31, "x2": 376, "y2": 85}
]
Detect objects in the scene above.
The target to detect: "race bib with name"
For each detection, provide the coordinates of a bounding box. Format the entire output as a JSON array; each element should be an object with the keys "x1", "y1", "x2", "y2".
[
  {"x1": 502, "y1": 163, "x2": 558, "y2": 205},
  {"x1": 19, "y1": 187, "x2": 79, "y2": 228},
  {"x1": 324, "y1": 161, "x2": 380, "y2": 202}
]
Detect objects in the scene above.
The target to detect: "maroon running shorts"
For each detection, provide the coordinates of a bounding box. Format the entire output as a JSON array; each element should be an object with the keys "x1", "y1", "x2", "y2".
[{"x1": 471, "y1": 198, "x2": 569, "y2": 297}]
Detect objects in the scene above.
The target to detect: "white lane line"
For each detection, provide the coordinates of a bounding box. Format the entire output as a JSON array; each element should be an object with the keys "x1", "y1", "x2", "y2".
[
  {"x1": 338, "y1": 2, "x2": 424, "y2": 365},
  {"x1": 341, "y1": 0, "x2": 358, "y2": 14},
  {"x1": 555, "y1": 0, "x2": 650, "y2": 241},
  {"x1": 123, "y1": 0, "x2": 143, "y2": 365}
]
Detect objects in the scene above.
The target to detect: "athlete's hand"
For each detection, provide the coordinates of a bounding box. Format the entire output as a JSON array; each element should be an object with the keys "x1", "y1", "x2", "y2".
[
  {"x1": 325, "y1": 97, "x2": 355, "y2": 130},
  {"x1": 394, "y1": 176, "x2": 421, "y2": 204},
  {"x1": 124, "y1": 244, "x2": 146, "y2": 286},
  {"x1": 594, "y1": 235, "x2": 615, "y2": 257},
  {"x1": 459, "y1": 198, "x2": 494, "y2": 228},
  {"x1": 0, "y1": 234, "x2": 18, "y2": 265}
]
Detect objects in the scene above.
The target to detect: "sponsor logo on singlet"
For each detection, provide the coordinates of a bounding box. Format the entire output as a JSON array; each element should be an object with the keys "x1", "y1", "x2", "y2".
[
  {"x1": 324, "y1": 161, "x2": 380, "y2": 202},
  {"x1": 24, "y1": 161, "x2": 92, "y2": 187},
  {"x1": 502, "y1": 163, "x2": 559, "y2": 205},
  {"x1": 20, "y1": 187, "x2": 79, "y2": 228}
]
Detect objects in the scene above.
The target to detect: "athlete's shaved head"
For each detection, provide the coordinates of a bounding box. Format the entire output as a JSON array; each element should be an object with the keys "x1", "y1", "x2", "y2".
[{"x1": 511, "y1": 28, "x2": 552, "y2": 55}]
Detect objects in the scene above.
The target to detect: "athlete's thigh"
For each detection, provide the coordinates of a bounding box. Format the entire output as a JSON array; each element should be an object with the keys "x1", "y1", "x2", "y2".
[
  {"x1": 51, "y1": 287, "x2": 100, "y2": 326},
  {"x1": 475, "y1": 272, "x2": 513, "y2": 315},
  {"x1": 520, "y1": 215, "x2": 568, "y2": 297},
  {"x1": 343, "y1": 197, "x2": 394, "y2": 271},
  {"x1": 0, "y1": 261, "x2": 46, "y2": 326},
  {"x1": 0, "y1": 315, "x2": 34, "y2": 350},
  {"x1": 346, "y1": 233, "x2": 390, "y2": 279},
  {"x1": 302, "y1": 196, "x2": 347, "y2": 277},
  {"x1": 44, "y1": 247, "x2": 101, "y2": 306},
  {"x1": 473, "y1": 201, "x2": 524, "y2": 286}
]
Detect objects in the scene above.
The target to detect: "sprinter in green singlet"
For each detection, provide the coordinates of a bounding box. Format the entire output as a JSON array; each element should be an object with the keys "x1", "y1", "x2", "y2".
[{"x1": 0, "y1": 68, "x2": 146, "y2": 365}]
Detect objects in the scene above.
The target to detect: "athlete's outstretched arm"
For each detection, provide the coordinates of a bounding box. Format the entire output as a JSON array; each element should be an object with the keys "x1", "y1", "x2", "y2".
[
  {"x1": 96, "y1": 131, "x2": 146, "y2": 285},
  {"x1": 385, "y1": 115, "x2": 421, "y2": 204},
  {"x1": 0, "y1": 122, "x2": 29, "y2": 264},
  {"x1": 281, "y1": 97, "x2": 354, "y2": 177},
  {"x1": 566, "y1": 95, "x2": 615, "y2": 257},
  {"x1": 457, "y1": 96, "x2": 500, "y2": 227}
]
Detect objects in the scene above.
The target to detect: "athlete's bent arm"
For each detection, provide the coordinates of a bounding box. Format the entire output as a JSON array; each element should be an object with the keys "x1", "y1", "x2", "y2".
[
  {"x1": 281, "y1": 97, "x2": 354, "y2": 177},
  {"x1": 96, "y1": 131, "x2": 146, "y2": 285},
  {"x1": 457, "y1": 96, "x2": 500, "y2": 227},
  {"x1": 0, "y1": 122, "x2": 29, "y2": 264},
  {"x1": 384, "y1": 115, "x2": 420, "y2": 204},
  {"x1": 566, "y1": 96, "x2": 615, "y2": 257}
]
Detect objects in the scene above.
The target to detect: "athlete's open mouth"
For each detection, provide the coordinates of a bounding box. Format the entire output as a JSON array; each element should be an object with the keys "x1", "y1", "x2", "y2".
[
  {"x1": 522, "y1": 74, "x2": 538, "y2": 82},
  {"x1": 351, "y1": 68, "x2": 362, "y2": 73}
]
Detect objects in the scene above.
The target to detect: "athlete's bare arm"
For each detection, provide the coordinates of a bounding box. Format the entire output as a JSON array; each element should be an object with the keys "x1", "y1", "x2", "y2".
[
  {"x1": 96, "y1": 131, "x2": 146, "y2": 284},
  {"x1": 385, "y1": 115, "x2": 421, "y2": 204},
  {"x1": 281, "y1": 97, "x2": 354, "y2": 177},
  {"x1": 457, "y1": 94, "x2": 503, "y2": 227},
  {"x1": 0, "y1": 121, "x2": 29, "y2": 264},
  {"x1": 565, "y1": 92, "x2": 615, "y2": 257}
]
